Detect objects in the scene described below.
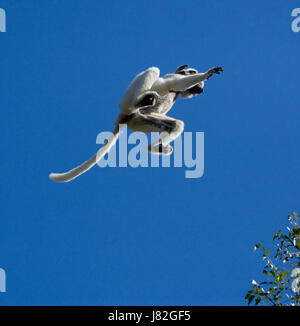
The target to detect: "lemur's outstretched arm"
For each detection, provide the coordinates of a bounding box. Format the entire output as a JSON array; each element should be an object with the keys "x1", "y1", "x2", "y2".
[{"x1": 154, "y1": 66, "x2": 223, "y2": 93}]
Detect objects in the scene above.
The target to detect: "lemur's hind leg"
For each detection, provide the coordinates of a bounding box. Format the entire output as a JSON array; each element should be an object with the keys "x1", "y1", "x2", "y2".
[{"x1": 126, "y1": 112, "x2": 184, "y2": 155}]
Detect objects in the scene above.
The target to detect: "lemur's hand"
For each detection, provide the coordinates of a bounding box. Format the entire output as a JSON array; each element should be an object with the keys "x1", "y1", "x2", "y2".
[{"x1": 207, "y1": 66, "x2": 223, "y2": 79}]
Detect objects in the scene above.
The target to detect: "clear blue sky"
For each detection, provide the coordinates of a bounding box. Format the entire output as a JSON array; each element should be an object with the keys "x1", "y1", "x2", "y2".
[{"x1": 0, "y1": 0, "x2": 299, "y2": 306}]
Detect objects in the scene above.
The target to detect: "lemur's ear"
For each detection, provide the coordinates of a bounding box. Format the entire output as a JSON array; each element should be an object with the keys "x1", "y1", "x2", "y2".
[{"x1": 175, "y1": 64, "x2": 188, "y2": 72}]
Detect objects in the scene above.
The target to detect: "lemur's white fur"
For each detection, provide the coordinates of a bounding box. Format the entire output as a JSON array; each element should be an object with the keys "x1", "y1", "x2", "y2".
[
  {"x1": 119, "y1": 67, "x2": 160, "y2": 114},
  {"x1": 49, "y1": 65, "x2": 222, "y2": 182}
]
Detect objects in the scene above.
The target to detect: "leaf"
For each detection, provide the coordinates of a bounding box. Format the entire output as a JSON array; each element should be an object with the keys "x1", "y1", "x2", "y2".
[
  {"x1": 254, "y1": 242, "x2": 262, "y2": 251},
  {"x1": 293, "y1": 226, "x2": 300, "y2": 235},
  {"x1": 255, "y1": 297, "x2": 262, "y2": 305},
  {"x1": 273, "y1": 231, "x2": 281, "y2": 240},
  {"x1": 245, "y1": 291, "x2": 252, "y2": 300},
  {"x1": 248, "y1": 295, "x2": 255, "y2": 305}
]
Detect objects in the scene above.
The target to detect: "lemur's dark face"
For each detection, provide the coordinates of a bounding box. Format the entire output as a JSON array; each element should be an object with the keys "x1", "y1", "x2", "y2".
[
  {"x1": 175, "y1": 65, "x2": 198, "y2": 76},
  {"x1": 175, "y1": 65, "x2": 204, "y2": 97}
]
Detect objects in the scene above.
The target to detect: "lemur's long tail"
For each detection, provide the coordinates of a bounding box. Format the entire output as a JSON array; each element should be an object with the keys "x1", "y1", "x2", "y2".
[{"x1": 49, "y1": 123, "x2": 124, "y2": 183}]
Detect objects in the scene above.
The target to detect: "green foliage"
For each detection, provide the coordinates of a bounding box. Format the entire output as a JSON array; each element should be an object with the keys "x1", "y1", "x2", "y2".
[{"x1": 245, "y1": 212, "x2": 300, "y2": 306}]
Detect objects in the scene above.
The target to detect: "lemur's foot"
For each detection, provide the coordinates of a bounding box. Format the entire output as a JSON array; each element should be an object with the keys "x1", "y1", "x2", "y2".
[{"x1": 148, "y1": 144, "x2": 173, "y2": 155}]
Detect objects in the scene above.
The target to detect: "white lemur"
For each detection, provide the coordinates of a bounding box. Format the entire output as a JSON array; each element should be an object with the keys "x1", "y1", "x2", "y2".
[{"x1": 49, "y1": 65, "x2": 223, "y2": 182}]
